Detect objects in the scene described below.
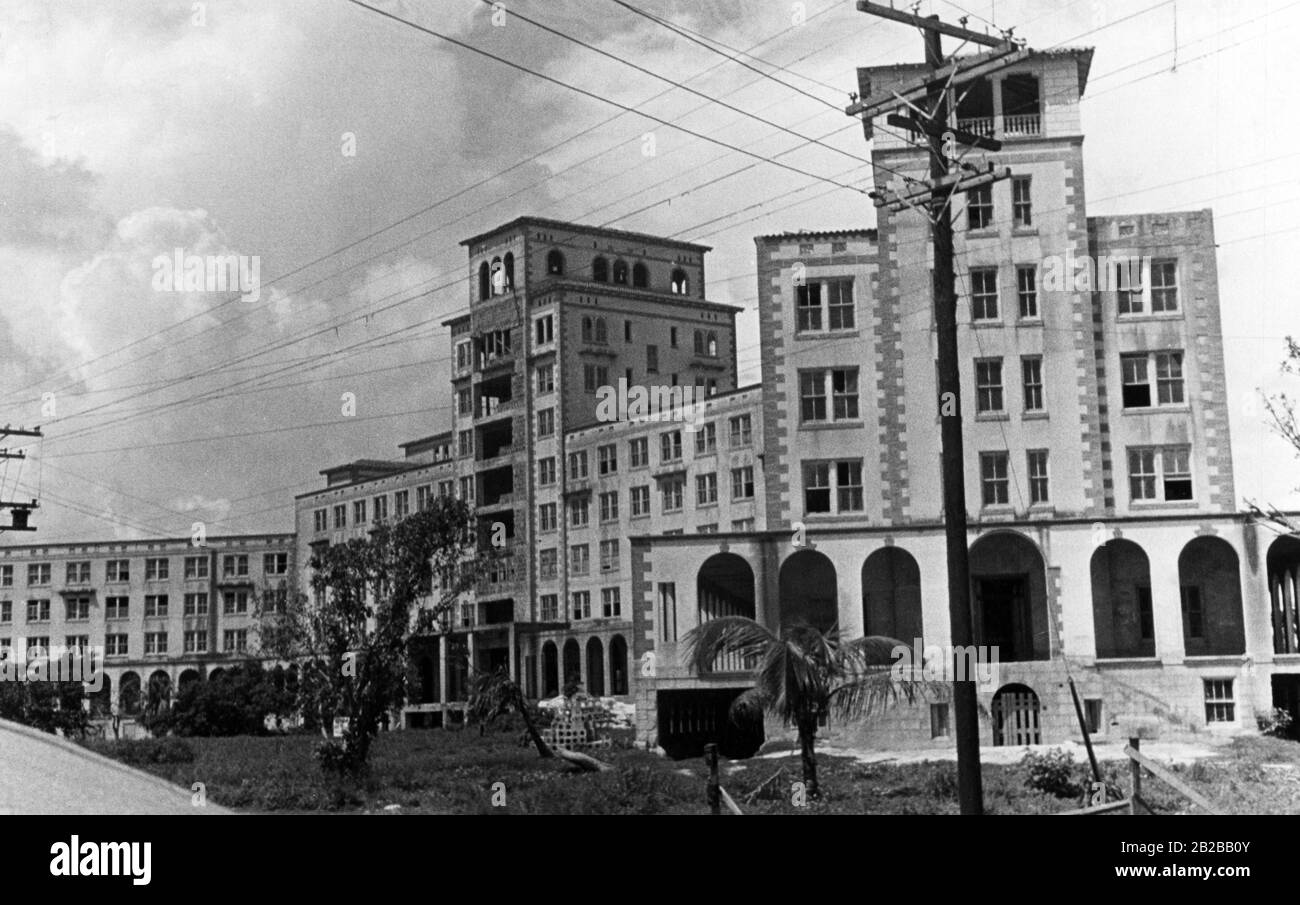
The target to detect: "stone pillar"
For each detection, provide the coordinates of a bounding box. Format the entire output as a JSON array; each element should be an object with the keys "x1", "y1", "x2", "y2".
[
  {"x1": 438, "y1": 634, "x2": 449, "y2": 718},
  {"x1": 1150, "y1": 545, "x2": 1186, "y2": 662},
  {"x1": 466, "y1": 630, "x2": 477, "y2": 680},
  {"x1": 508, "y1": 623, "x2": 518, "y2": 682}
]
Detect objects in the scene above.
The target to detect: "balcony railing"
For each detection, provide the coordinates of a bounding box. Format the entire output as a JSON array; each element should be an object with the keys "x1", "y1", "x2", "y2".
[
  {"x1": 956, "y1": 116, "x2": 994, "y2": 138},
  {"x1": 1003, "y1": 113, "x2": 1041, "y2": 136}
]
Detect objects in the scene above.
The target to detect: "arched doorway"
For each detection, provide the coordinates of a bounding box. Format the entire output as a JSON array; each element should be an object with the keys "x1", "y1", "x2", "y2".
[
  {"x1": 562, "y1": 639, "x2": 581, "y2": 691},
  {"x1": 778, "y1": 549, "x2": 838, "y2": 634},
  {"x1": 178, "y1": 669, "x2": 201, "y2": 691},
  {"x1": 1178, "y1": 536, "x2": 1245, "y2": 655},
  {"x1": 90, "y1": 674, "x2": 113, "y2": 718},
  {"x1": 207, "y1": 667, "x2": 225, "y2": 682},
  {"x1": 698, "y1": 552, "x2": 756, "y2": 672},
  {"x1": 1268, "y1": 536, "x2": 1300, "y2": 655},
  {"x1": 970, "y1": 532, "x2": 1050, "y2": 662},
  {"x1": 610, "y1": 636, "x2": 629, "y2": 695},
  {"x1": 586, "y1": 638, "x2": 605, "y2": 696},
  {"x1": 146, "y1": 670, "x2": 171, "y2": 715},
  {"x1": 542, "y1": 641, "x2": 559, "y2": 698},
  {"x1": 119, "y1": 671, "x2": 141, "y2": 716},
  {"x1": 992, "y1": 683, "x2": 1041, "y2": 746},
  {"x1": 1090, "y1": 539, "x2": 1154, "y2": 658},
  {"x1": 862, "y1": 547, "x2": 923, "y2": 643}
]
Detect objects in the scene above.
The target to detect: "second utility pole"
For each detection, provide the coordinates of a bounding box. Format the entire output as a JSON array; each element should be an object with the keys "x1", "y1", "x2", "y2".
[{"x1": 922, "y1": 21, "x2": 983, "y2": 817}]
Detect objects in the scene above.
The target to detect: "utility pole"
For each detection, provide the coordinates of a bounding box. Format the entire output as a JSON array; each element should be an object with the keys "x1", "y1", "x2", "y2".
[
  {"x1": 846, "y1": 2, "x2": 1033, "y2": 816},
  {"x1": 0, "y1": 425, "x2": 43, "y2": 533}
]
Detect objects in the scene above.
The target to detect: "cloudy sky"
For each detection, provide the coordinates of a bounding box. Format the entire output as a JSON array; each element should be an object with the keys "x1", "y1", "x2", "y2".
[{"x1": 0, "y1": 0, "x2": 1297, "y2": 543}]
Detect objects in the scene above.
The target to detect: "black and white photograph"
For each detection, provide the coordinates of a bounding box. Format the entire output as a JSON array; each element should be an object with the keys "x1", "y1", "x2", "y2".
[{"x1": 0, "y1": 0, "x2": 1296, "y2": 874}]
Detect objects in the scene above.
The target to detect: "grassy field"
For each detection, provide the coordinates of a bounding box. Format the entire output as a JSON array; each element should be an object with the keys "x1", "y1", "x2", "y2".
[{"x1": 82, "y1": 725, "x2": 1300, "y2": 815}]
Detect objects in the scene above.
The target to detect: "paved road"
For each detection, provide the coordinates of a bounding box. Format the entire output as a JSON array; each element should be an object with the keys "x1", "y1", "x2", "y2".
[{"x1": 0, "y1": 718, "x2": 228, "y2": 815}]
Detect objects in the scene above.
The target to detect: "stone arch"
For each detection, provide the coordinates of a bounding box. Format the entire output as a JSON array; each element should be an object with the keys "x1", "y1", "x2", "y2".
[
  {"x1": 562, "y1": 638, "x2": 581, "y2": 690},
  {"x1": 586, "y1": 637, "x2": 605, "y2": 696},
  {"x1": 178, "y1": 668, "x2": 201, "y2": 691},
  {"x1": 969, "y1": 531, "x2": 1050, "y2": 662},
  {"x1": 90, "y1": 674, "x2": 113, "y2": 718},
  {"x1": 503, "y1": 252, "x2": 515, "y2": 291},
  {"x1": 146, "y1": 669, "x2": 172, "y2": 714},
  {"x1": 632, "y1": 261, "x2": 649, "y2": 288},
  {"x1": 862, "y1": 546, "x2": 923, "y2": 643},
  {"x1": 1178, "y1": 536, "x2": 1245, "y2": 655},
  {"x1": 698, "y1": 552, "x2": 757, "y2": 672},
  {"x1": 992, "y1": 683, "x2": 1041, "y2": 745},
  {"x1": 1090, "y1": 539, "x2": 1154, "y2": 658},
  {"x1": 671, "y1": 268, "x2": 689, "y2": 295},
  {"x1": 1267, "y1": 536, "x2": 1300, "y2": 655},
  {"x1": 612, "y1": 259, "x2": 629, "y2": 285},
  {"x1": 610, "y1": 635, "x2": 629, "y2": 695},
  {"x1": 779, "y1": 549, "x2": 838, "y2": 634},
  {"x1": 478, "y1": 260, "x2": 490, "y2": 301},
  {"x1": 119, "y1": 671, "x2": 141, "y2": 715}
]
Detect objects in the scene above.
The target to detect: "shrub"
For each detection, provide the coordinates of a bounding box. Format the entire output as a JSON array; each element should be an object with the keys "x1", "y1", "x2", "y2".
[
  {"x1": 1257, "y1": 707, "x2": 1294, "y2": 739},
  {"x1": 107, "y1": 736, "x2": 196, "y2": 767},
  {"x1": 1022, "y1": 748, "x2": 1083, "y2": 798}
]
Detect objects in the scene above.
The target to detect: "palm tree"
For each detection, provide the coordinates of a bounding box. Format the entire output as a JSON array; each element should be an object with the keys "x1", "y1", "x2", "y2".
[
  {"x1": 685, "y1": 618, "x2": 931, "y2": 800},
  {"x1": 466, "y1": 668, "x2": 612, "y2": 772}
]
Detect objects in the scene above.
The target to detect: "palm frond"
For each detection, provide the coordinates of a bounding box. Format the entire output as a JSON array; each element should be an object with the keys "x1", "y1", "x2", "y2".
[{"x1": 682, "y1": 617, "x2": 778, "y2": 675}]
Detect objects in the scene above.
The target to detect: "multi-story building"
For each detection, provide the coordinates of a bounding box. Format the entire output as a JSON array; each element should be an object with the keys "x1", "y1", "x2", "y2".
[
  {"x1": 630, "y1": 47, "x2": 1300, "y2": 755},
  {"x1": 0, "y1": 534, "x2": 294, "y2": 727}
]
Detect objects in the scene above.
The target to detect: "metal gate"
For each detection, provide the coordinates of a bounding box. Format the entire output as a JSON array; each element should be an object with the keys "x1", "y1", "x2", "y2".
[{"x1": 992, "y1": 684, "x2": 1041, "y2": 746}]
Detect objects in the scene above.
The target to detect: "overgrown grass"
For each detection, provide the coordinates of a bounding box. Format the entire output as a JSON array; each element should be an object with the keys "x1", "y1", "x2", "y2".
[{"x1": 80, "y1": 730, "x2": 1300, "y2": 814}]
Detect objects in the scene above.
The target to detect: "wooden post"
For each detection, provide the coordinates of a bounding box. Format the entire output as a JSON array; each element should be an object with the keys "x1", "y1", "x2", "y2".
[
  {"x1": 705, "y1": 743, "x2": 721, "y2": 815},
  {"x1": 1129, "y1": 737, "x2": 1142, "y2": 814},
  {"x1": 1068, "y1": 676, "x2": 1102, "y2": 785}
]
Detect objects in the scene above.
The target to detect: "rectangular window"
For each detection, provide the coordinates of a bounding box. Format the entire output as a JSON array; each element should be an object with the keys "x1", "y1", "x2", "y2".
[
  {"x1": 698, "y1": 524, "x2": 719, "y2": 534},
  {"x1": 106, "y1": 560, "x2": 129, "y2": 583},
  {"x1": 803, "y1": 462, "x2": 831, "y2": 514},
  {"x1": 538, "y1": 503, "x2": 557, "y2": 532},
  {"x1": 629, "y1": 438, "x2": 649, "y2": 468},
  {"x1": 457, "y1": 387, "x2": 473, "y2": 416},
  {"x1": 630, "y1": 485, "x2": 650, "y2": 517},
  {"x1": 457, "y1": 430, "x2": 473, "y2": 458},
  {"x1": 0, "y1": 601, "x2": 10, "y2": 623},
  {"x1": 105, "y1": 597, "x2": 128, "y2": 620},
  {"x1": 65, "y1": 635, "x2": 89, "y2": 653},
  {"x1": 183, "y1": 592, "x2": 209, "y2": 616},
  {"x1": 570, "y1": 544, "x2": 590, "y2": 576},
  {"x1": 184, "y1": 630, "x2": 208, "y2": 654},
  {"x1": 568, "y1": 450, "x2": 589, "y2": 479},
  {"x1": 1163, "y1": 447, "x2": 1193, "y2": 500},
  {"x1": 599, "y1": 491, "x2": 619, "y2": 522},
  {"x1": 624, "y1": 320, "x2": 632, "y2": 343},
  {"x1": 930, "y1": 703, "x2": 950, "y2": 739},
  {"x1": 602, "y1": 587, "x2": 622, "y2": 618},
  {"x1": 26, "y1": 599, "x2": 50, "y2": 622},
  {"x1": 27, "y1": 563, "x2": 51, "y2": 586},
  {"x1": 832, "y1": 369, "x2": 859, "y2": 420},
  {"x1": 599, "y1": 540, "x2": 620, "y2": 572},
  {"x1": 661, "y1": 479, "x2": 684, "y2": 512},
  {"x1": 732, "y1": 518, "x2": 755, "y2": 531},
  {"x1": 1116, "y1": 260, "x2": 1143, "y2": 314},
  {"x1": 836, "y1": 460, "x2": 864, "y2": 512},
  {"x1": 459, "y1": 476, "x2": 476, "y2": 503},
  {"x1": 417, "y1": 485, "x2": 432, "y2": 510},
  {"x1": 223, "y1": 629, "x2": 248, "y2": 653},
  {"x1": 106, "y1": 635, "x2": 128, "y2": 657},
  {"x1": 800, "y1": 370, "x2": 827, "y2": 422},
  {"x1": 539, "y1": 457, "x2": 556, "y2": 486},
  {"x1": 145, "y1": 594, "x2": 169, "y2": 618},
  {"x1": 729, "y1": 414, "x2": 752, "y2": 446},
  {"x1": 827, "y1": 278, "x2": 855, "y2": 330},
  {"x1": 1128, "y1": 445, "x2": 1193, "y2": 502},
  {"x1": 372, "y1": 495, "x2": 388, "y2": 523},
  {"x1": 975, "y1": 359, "x2": 1004, "y2": 413},
  {"x1": 65, "y1": 596, "x2": 90, "y2": 621},
  {"x1": 1017, "y1": 265, "x2": 1038, "y2": 319},
  {"x1": 1012, "y1": 176, "x2": 1032, "y2": 228},
  {"x1": 695, "y1": 422, "x2": 717, "y2": 455},
  {"x1": 670, "y1": 327, "x2": 678, "y2": 348},
  {"x1": 981, "y1": 452, "x2": 1010, "y2": 506},
  {"x1": 535, "y1": 314, "x2": 553, "y2": 346},
  {"x1": 145, "y1": 632, "x2": 168, "y2": 656},
  {"x1": 222, "y1": 591, "x2": 249, "y2": 615},
  {"x1": 696, "y1": 473, "x2": 718, "y2": 506},
  {"x1": 731, "y1": 467, "x2": 755, "y2": 501},
  {"x1": 1151, "y1": 259, "x2": 1178, "y2": 312},
  {"x1": 314, "y1": 508, "x2": 327, "y2": 532},
  {"x1": 264, "y1": 553, "x2": 288, "y2": 575},
  {"x1": 1022, "y1": 356, "x2": 1044, "y2": 412},
  {"x1": 658, "y1": 583, "x2": 677, "y2": 642},
  {"x1": 539, "y1": 549, "x2": 557, "y2": 580},
  {"x1": 439, "y1": 480, "x2": 455, "y2": 499},
  {"x1": 1155, "y1": 351, "x2": 1185, "y2": 405},
  {"x1": 597, "y1": 444, "x2": 617, "y2": 475},
  {"x1": 967, "y1": 184, "x2": 993, "y2": 230},
  {"x1": 394, "y1": 490, "x2": 409, "y2": 517},
  {"x1": 660, "y1": 430, "x2": 682, "y2": 463},
  {"x1": 183, "y1": 556, "x2": 208, "y2": 580},
  {"x1": 796, "y1": 281, "x2": 822, "y2": 332},
  {"x1": 1120, "y1": 354, "x2": 1151, "y2": 408},
  {"x1": 353, "y1": 499, "x2": 367, "y2": 524},
  {"x1": 646, "y1": 344, "x2": 659, "y2": 374},
  {"x1": 540, "y1": 594, "x2": 560, "y2": 622},
  {"x1": 1128, "y1": 448, "x2": 1158, "y2": 501},
  {"x1": 538, "y1": 408, "x2": 555, "y2": 437},
  {"x1": 1204, "y1": 678, "x2": 1235, "y2": 723},
  {"x1": 971, "y1": 268, "x2": 999, "y2": 320},
  {"x1": 0, "y1": 566, "x2": 10, "y2": 587},
  {"x1": 569, "y1": 498, "x2": 589, "y2": 528},
  {"x1": 572, "y1": 591, "x2": 592, "y2": 621},
  {"x1": 1027, "y1": 449, "x2": 1049, "y2": 504},
  {"x1": 536, "y1": 364, "x2": 555, "y2": 394},
  {"x1": 65, "y1": 561, "x2": 91, "y2": 584},
  {"x1": 223, "y1": 555, "x2": 248, "y2": 578}
]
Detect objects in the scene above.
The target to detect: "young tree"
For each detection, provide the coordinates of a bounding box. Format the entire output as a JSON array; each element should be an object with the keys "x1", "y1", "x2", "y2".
[
  {"x1": 1255, "y1": 337, "x2": 1300, "y2": 532},
  {"x1": 685, "y1": 619, "x2": 931, "y2": 800},
  {"x1": 258, "y1": 497, "x2": 481, "y2": 771}
]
